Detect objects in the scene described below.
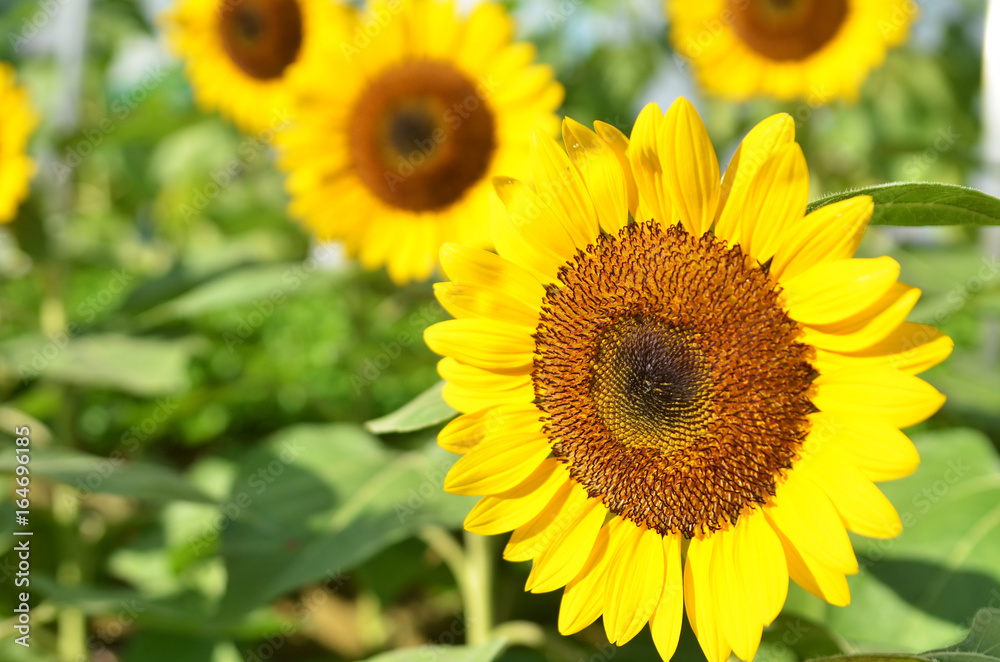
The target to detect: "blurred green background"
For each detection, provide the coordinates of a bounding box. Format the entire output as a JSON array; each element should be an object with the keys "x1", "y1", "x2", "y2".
[{"x1": 1, "y1": 0, "x2": 1000, "y2": 661}]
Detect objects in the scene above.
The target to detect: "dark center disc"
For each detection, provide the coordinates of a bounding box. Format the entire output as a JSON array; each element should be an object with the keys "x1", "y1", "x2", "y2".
[
  {"x1": 218, "y1": 0, "x2": 303, "y2": 80},
  {"x1": 348, "y1": 60, "x2": 497, "y2": 213},
  {"x1": 728, "y1": 0, "x2": 849, "y2": 61}
]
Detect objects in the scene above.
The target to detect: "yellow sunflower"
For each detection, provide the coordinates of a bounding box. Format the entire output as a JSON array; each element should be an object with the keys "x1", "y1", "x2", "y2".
[
  {"x1": 161, "y1": 0, "x2": 341, "y2": 133},
  {"x1": 425, "y1": 98, "x2": 952, "y2": 661},
  {"x1": 276, "y1": 0, "x2": 563, "y2": 285},
  {"x1": 668, "y1": 0, "x2": 917, "y2": 101},
  {"x1": 0, "y1": 62, "x2": 37, "y2": 224}
]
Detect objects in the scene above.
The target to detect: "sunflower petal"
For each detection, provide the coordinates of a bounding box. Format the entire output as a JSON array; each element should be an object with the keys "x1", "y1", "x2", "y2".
[
  {"x1": 527, "y1": 497, "x2": 606, "y2": 593},
  {"x1": 563, "y1": 117, "x2": 629, "y2": 234},
  {"x1": 595, "y1": 121, "x2": 638, "y2": 216},
  {"x1": 439, "y1": 243, "x2": 544, "y2": 308},
  {"x1": 505, "y1": 480, "x2": 588, "y2": 562},
  {"x1": 772, "y1": 196, "x2": 873, "y2": 280},
  {"x1": 425, "y1": 319, "x2": 534, "y2": 372},
  {"x1": 740, "y1": 509, "x2": 788, "y2": 625},
  {"x1": 813, "y1": 322, "x2": 954, "y2": 376},
  {"x1": 531, "y1": 128, "x2": 600, "y2": 248},
  {"x1": 434, "y1": 281, "x2": 539, "y2": 326},
  {"x1": 558, "y1": 519, "x2": 620, "y2": 635},
  {"x1": 685, "y1": 536, "x2": 732, "y2": 662},
  {"x1": 659, "y1": 97, "x2": 720, "y2": 236},
  {"x1": 808, "y1": 410, "x2": 920, "y2": 482},
  {"x1": 603, "y1": 524, "x2": 665, "y2": 645},
  {"x1": 812, "y1": 366, "x2": 946, "y2": 429},
  {"x1": 649, "y1": 533, "x2": 684, "y2": 662},
  {"x1": 741, "y1": 142, "x2": 809, "y2": 263},
  {"x1": 716, "y1": 113, "x2": 796, "y2": 246},
  {"x1": 437, "y1": 358, "x2": 533, "y2": 413},
  {"x1": 464, "y1": 459, "x2": 566, "y2": 534},
  {"x1": 444, "y1": 425, "x2": 550, "y2": 496},
  {"x1": 783, "y1": 257, "x2": 901, "y2": 326}
]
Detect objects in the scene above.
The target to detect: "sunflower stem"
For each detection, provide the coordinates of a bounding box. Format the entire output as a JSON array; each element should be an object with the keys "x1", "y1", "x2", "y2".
[{"x1": 463, "y1": 531, "x2": 493, "y2": 646}]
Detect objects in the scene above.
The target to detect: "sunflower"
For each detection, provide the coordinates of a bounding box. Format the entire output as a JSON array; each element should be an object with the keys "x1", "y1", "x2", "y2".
[
  {"x1": 276, "y1": 0, "x2": 563, "y2": 284},
  {"x1": 161, "y1": 0, "x2": 341, "y2": 133},
  {"x1": 667, "y1": 0, "x2": 917, "y2": 101},
  {"x1": 0, "y1": 62, "x2": 37, "y2": 225},
  {"x1": 424, "y1": 99, "x2": 952, "y2": 661}
]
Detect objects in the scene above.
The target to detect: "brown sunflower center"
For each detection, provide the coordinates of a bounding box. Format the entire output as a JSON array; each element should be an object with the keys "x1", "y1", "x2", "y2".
[
  {"x1": 533, "y1": 221, "x2": 815, "y2": 537},
  {"x1": 348, "y1": 60, "x2": 496, "y2": 212},
  {"x1": 218, "y1": 0, "x2": 303, "y2": 80},
  {"x1": 727, "y1": 0, "x2": 848, "y2": 61}
]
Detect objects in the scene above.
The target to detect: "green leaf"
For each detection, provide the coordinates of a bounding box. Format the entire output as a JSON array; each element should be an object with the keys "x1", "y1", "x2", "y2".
[
  {"x1": 806, "y1": 183, "x2": 1000, "y2": 227},
  {"x1": 0, "y1": 333, "x2": 201, "y2": 396},
  {"x1": 784, "y1": 429, "x2": 1000, "y2": 652},
  {"x1": 927, "y1": 608, "x2": 1000, "y2": 661},
  {"x1": 0, "y1": 446, "x2": 215, "y2": 503},
  {"x1": 361, "y1": 640, "x2": 507, "y2": 662},
  {"x1": 218, "y1": 424, "x2": 473, "y2": 620},
  {"x1": 366, "y1": 381, "x2": 457, "y2": 434}
]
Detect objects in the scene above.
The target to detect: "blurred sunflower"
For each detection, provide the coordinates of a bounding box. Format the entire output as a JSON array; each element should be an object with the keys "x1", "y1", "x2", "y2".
[
  {"x1": 668, "y1": 0, "x2": 916, "y2": 101},
  {"x1": 276, "y1": 0, "x2": 563, "y2": 284},
  {"x1": 0, "y1": 62, "x2": 37, "y2": 224},
  {"x1": 161, "y1": 0, "x2": 341, "y2": 133},
  {"x1": 425, "y1": 99, "x2": 952, "y2": 661}
]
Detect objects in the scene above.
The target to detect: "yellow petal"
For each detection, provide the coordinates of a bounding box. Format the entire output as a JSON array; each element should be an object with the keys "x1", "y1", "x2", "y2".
[
  {"x1": 765, "y1": 470, "x2": 858, "y2": 574},
  {"x1": 812, "y1": 366, "x2": 946, "y2": 429},
  {"x1": 558, "y1": 518, "x2": 621, "y2": 635},
  {"x1": 629, "y1": 103, "x2": 670, "y2": 226},
  {"x1": 659, "y1": 97, "x2": 720, "y2": 236},
  {"x1": 493, "y1": 177, "x2": 577, "y2": 282},
  {"x1": 800, "y1": 284, "x2": 922, "y2": 353},
  {"x1": 425, "y1": 319, "x2": 534, "y2": 373},
  {"x1": 740, "y1": 509, "x2": 788, "y2": 625},
  {"x1": 444, "y1": 424, "x2": 550, "y2": 496},
  {"x1": 800, "y1": 447, "x2": 903, "y2": 539},
  {"x1": 741, "y1": 142, "x2": 809, "y2": 262},
  {"x1": 685, "y1": 536, "x2": 732, "y2": 662},
  {"x1": 439, "y1": 243, "x2": 545, "y2": 309},
  {"x1": 813, "y1": 322, "x2": 954, "y2": 376},
  {"x1": 563, "y1": 117, "x2": 629, "y2": 234},
  {"x1": 530, "y1": 128, "x2": 600, "y2": 248},
  {"x1": 604, "y1": 523, "x2": 665, "y2": 645},
  {"x1": 771, "y1": 196, "x2": 873, "y2": 281},
  {"x1": 437, "y1": 358, "x2": 533, "y2": 413},
  {"x1": 595, "y1": 120, "x2": 638, "y2": 216},
  {"x1": 716, "y1": 113, "x2": 796, "y2": 246},
  {"x1": 505, "y1": 480, "x2": 588, "y2": 562},
  {"x1": 434, "y1": 281, "x2": 539, "y2": 327},
  {"x1": 716, "y1": 521, "x2": 762, "y2": 662},
  {"x1": 771, "y1": 525, "x2": 851, "y2": 607},
  {"x1": 649, "y1": 533, "x2": 684, "y2": 662},
  {"x1": 464, "y1": 459, "x2": 566, "y2": 534},
  {"x1": 782, "y1": 257, "x2": 901, "y2": 326},
  {"x1": 527, "y1": 496, "x2": 606, "y2": 593},
  {"x1": 807, "y1": 410, "x2": 920, "y2": 482}
]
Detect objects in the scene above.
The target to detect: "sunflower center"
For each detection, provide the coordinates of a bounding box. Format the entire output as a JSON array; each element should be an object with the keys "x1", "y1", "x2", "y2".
[
  {"x1": 727, "y1": 0, "x2": 848, "y2": 61},
  {"x1": 592, "y1": 318, "x2": 711, "y2": 452},
  {"x1": 533, "y1": 221, "x2": 815, "y2": 537},
  {"x1": 348, "y1": 60, "x2": 496, "y2": 212},
  {"x1": 218, "y1": 0, "x2": 303, "y2": 80}
]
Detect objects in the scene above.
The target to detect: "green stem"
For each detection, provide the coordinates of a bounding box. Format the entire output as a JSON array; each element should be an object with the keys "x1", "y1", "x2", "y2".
[
  {"x1": 419, "y1": 527, "x2": 495, "y2": 645},
  {"x1": 463, "y1": 531, "x2": 493, "y2": 646}
]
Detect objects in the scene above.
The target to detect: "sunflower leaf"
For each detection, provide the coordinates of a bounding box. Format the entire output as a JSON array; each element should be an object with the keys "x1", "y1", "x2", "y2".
[
  {"x1": 365, "y1": 381, "x2": 457, "y2": 434},
  {"x1": 806, "y1": 183, "x2": 1000, "y2": 226}
]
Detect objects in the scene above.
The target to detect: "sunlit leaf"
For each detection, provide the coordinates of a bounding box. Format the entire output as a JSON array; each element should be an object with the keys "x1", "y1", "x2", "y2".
[
  {"x1": 807, "y1": 183, "x2": 1000, "y2": 227},
  {"x1": 366, "y1": 381, "x2": 457, "y2": 434}
]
